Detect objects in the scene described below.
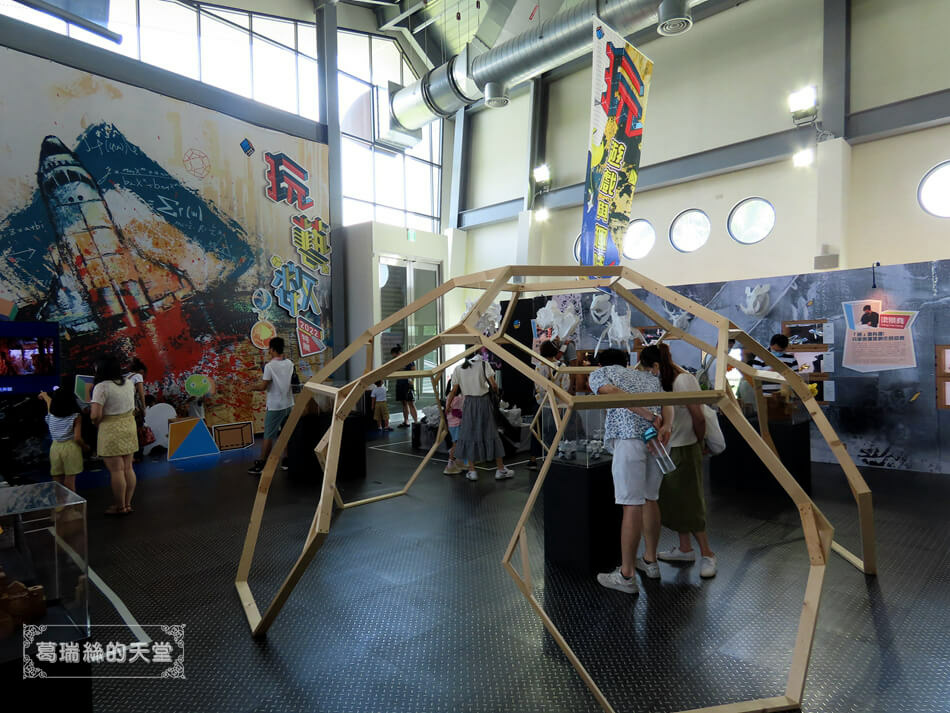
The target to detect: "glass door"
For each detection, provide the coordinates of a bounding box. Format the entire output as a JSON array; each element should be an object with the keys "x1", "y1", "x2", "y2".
[{"x1": 378, "y1": 256, "x2": 443, "y2": 416}]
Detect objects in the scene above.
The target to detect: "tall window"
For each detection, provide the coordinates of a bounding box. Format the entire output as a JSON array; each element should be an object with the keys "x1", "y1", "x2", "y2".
[
  {"x1": 0, "y1": 0, "x2": 321, "y2": 121},
  {"x1": 337, "y1": 30, "x2": 443, "y2": 233}
]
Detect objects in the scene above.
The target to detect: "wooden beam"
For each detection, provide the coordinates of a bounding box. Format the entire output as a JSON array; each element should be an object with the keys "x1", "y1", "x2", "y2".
[
  {"x1": 751, "y1": 380, "x2": 778, "y2": 455},
  {"x1": 784, "y1": 565, "x2": 827, "y2": 703},
  {"x1": 503, "y1": 405, "x2": 573, "y2": 566},
  {"x1": 236, "y1": 390, "x2": 311, "y2": 583},
  {"x1": 477, "y1": 336, "x2": 574, "y2": 406},
  {"x1": 462, "y1": 268, "x2": 514, "y2": 331},
  {"x1": 518, "y1": 527, "x2": 532, "y2": 591},
  {"x1": 509, "y1": 265, "x2": 625, "y2": 278},
  {"x1": 234, "y1": 580, "x2": 262, "y2": 632},
  {"x1": 674, "y1": 696, "x2": 798, "y2": 713},
  {"x1": 572, "y1": 390, "x2": 725, "y2": 409},
  {"x1": 620, "y1": 267, "x2": 728, "y2": 328}
]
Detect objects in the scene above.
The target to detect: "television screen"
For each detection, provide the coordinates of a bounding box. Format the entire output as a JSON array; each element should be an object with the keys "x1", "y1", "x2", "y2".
[{"x1": 0, "y1": 322, "x2": 60, "y2": 394}]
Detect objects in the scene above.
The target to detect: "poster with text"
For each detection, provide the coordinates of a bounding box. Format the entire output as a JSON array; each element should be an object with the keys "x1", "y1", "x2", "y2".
[
  {"x1": 842, "y1": 300, "x2": 918, "y2": 373},
  {"x1": 579, "y1": 22, "x2": 653, "y2": 268}
]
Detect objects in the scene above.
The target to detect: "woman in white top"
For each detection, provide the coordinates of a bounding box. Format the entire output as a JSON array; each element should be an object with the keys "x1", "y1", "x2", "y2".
[
  {"x1": 91, "y1": 355, "x2": 138, "y2": 515},
  {"x1": 638, "y1": 344, "x2": 717, "y2": 578},
  {"x1": 446, "y1": 354, "x2": 514, "y2": 482},
  {"x1": 126, "y1": 357, "x2": 147, "y2": 461}
]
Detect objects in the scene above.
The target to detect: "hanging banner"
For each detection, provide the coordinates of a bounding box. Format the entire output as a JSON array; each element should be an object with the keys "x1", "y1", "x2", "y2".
[{"x1": 579, "y1": 22, "x2": 654, "y2": 267}]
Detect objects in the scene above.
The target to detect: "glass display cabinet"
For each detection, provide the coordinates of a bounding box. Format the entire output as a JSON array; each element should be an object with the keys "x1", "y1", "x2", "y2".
[
  {"x1": 0, "y1": 481, "x2": 88, "y2": 663},
  {"x1": 540, "y1": 406, "x2": 610, "y2": 467}
]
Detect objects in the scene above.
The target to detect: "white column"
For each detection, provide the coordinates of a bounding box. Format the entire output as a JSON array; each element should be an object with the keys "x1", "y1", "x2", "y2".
[
  {"x1": 814, "y1": 137, "x2": 851, "y2": 269},
  {"x1": 515, "y1": 210, "x2": 543, "y2": 281}
]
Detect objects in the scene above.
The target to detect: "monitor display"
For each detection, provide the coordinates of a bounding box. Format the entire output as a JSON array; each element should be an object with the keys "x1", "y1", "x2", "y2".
[{"x1": 0, "y1": 322, "x2": 60, "y2": 394}]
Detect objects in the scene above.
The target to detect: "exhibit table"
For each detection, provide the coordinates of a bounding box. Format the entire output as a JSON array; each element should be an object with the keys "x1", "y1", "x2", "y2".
[{"x1": 710, "y1": 412, "x2": 812, "y2": 495}]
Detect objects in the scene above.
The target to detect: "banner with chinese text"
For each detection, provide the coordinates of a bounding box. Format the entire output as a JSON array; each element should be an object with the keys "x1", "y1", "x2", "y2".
[{"x1": 579, "y1": 22, "x2": 653, "y2": 267}]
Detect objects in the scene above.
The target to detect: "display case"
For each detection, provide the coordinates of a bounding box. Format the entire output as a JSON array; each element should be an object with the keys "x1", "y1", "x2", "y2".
[
  {"x1": 0, "y1": 481, "x2": 88, "y2": 663},
  {"x1": 541, "y1": 405, "x2": 609, "y2": 467}
]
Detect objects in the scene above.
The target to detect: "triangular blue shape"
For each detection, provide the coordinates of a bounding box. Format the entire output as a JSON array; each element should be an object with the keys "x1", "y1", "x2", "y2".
[{"x1": 170, "y1": 420, "x2": 220, "y2": 460}]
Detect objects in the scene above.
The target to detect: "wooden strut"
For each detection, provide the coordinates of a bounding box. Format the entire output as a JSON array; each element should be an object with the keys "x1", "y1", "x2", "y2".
[{"x1": 235, "y1": 265, "x2": 876, "y2": 713}]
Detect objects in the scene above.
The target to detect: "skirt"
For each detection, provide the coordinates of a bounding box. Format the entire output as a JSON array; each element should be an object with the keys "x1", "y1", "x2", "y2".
[
  {"x1": 395, "y1": 379, "x2": 414, "y2": 402},
  {"x1": 97, "y1": 411, "x2": 138, "y2": 457},
  {"x1": 453, "y1": 394, "x2": 504, "y2": 464},
  {"x1": 658, "y1": 441, "x2": 706, "y2": 533}
]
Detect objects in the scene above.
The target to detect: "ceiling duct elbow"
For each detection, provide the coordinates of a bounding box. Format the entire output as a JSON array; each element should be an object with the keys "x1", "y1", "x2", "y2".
[
  {"x1": 389, "y1": 0, "x2": 667, "y2": 136},
  {"x1": 657, "y1": 0, "x2": 692, "y2": 35}
]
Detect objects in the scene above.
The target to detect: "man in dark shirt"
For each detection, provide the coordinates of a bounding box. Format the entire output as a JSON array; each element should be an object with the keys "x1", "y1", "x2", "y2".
[{"x1": 860, "y1": 305, "x2": 879, "y2": 328}]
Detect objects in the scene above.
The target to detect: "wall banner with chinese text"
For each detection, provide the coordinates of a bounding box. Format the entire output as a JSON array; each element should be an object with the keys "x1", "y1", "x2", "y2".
[
  {"x1": 841, "y1": 299, "x2": 919, "y2": 372},
  {"x1": 579, "y1": 22, "x2": 653, "y2": 267}
]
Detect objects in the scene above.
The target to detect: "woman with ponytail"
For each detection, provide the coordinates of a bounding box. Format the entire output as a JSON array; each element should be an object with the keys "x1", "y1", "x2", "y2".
[
  {"x1": 638, "y1": 344, "x2": 717, "y2": 578},
  {"x1": 446, "y1": 353, "x2": 514, "y2": 482}
]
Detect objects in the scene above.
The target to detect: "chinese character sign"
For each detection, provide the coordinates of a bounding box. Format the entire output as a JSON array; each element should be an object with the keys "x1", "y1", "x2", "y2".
[
  {"x1": 263, "y1": 151, "x2": 315, "y2": 211},
  {"x1": 579, "y1": 22, "x2": 653, "y2": 268},
  {"x1": 841, "y1": 299, "x2": 919, "y2": 372}
]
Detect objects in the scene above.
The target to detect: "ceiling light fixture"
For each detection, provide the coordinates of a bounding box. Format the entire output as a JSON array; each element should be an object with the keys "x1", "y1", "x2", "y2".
[
  {"x1": 792, "y1": 148, "x2": 814, "y2": 168},
  {"x1": 788, "y1": 85, "x2": 818, "y2": 126},
  {"x1": 533, "y1": 164, "x2": 551, "y2": 185}
]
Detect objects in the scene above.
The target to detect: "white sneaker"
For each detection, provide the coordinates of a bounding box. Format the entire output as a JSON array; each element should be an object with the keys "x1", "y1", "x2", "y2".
[
  {"x1": 635, "y1": 557, "x2": 660, "y2": 579},
  {"x1": 443, "y1": 460, "x2": 461, "y2": 475},
  {"x1": 700, "y1": 555, "x2": 717, "y2": 578},
  {"x1": 657, "y1": 546, "x2": 697, "y2": 563},
  {"x1": 597, "y1": 567, "x2": 639, "y2": 595},
  {"x1": 494, "y1": 467, "x2": 514, "y2": 480},
  {"x1": 465, "y1": 470, "x2": 478, "y2": 481}
]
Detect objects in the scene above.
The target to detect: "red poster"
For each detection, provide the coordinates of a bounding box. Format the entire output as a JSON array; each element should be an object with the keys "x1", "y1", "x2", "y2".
[{"x1": 296, "y1": 316, "x2": 326, "y2": 357}]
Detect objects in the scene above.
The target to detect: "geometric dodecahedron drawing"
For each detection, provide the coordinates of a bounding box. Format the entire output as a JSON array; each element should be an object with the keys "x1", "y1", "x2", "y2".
[{"x1": 236, "y1": 265, "x2": 877, "y2": 713}]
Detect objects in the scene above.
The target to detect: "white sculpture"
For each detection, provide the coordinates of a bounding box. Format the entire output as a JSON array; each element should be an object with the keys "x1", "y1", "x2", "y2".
[
  {"x1": 738, "y1": 284, "x2": 771, "y2": 318},
  {"x1": 536, "y1": 299, "x2": 579, "y2": 341},
  {"x1": 464, "y1": 300, "x2": 502, "y2": 334}
]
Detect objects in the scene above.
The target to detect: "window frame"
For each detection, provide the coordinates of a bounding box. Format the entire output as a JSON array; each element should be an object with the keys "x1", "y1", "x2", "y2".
[
  {"x1": 669, "y1": 208, "x2": 712, "y2": 254},
  {"x1": 727, "y1": 196, "x2": 776, "y2": 245}
]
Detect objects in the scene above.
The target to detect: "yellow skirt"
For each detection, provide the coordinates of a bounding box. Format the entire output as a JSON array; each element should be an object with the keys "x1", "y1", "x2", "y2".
[{"x1": 97, "y1": 411, "x2": 138, "y2": 457}]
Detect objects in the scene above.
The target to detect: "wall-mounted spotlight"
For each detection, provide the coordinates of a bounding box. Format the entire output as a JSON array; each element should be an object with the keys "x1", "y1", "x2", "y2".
[
  {"x1": 792, "y1": 148, "x2": 814, "y2": 168},
  {"x1": 871, "y1": 261, "x2": 881, "y2": 289},
  {"x1": 533, "y1": 164, "x2": 551, "y2": 186},
  {"x1": 535, "y1": 207, "x2": 550, "y2": 222},
  {"x1": 788, "y1": 85, "x2": 818, "y2": 126}
]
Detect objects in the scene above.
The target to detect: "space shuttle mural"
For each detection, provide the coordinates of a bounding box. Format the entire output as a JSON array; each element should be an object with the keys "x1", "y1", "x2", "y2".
[{"x1": 36, "y1": 135, "x2": 196, "y2": 333}]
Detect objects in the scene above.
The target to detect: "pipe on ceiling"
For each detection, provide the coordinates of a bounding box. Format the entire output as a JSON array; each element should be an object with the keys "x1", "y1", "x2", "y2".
[{"x1": 389, "y1": 0, "x2": 668, "y2": 133}]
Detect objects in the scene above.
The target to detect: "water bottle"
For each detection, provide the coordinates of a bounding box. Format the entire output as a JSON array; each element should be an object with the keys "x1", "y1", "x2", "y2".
[{"x1": 641, "y1": 425, "x2": 676, "y2": 474}]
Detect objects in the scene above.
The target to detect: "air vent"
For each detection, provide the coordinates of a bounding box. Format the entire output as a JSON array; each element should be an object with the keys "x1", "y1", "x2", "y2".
[
  {"x1": 657, "y1": 0, "x2": 693, "y2": 36},
  {"x1": 484, "y1": 81, "x2": 510, "y2": 108}
]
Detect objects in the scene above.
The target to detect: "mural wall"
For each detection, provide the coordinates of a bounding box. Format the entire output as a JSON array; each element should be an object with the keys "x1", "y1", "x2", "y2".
[
  {"x1": 0, "y1": 47, "x2": 331, "y2": 470},
  {"x1": 511, "y1": 261, "x2": 950, "y2": 474}
]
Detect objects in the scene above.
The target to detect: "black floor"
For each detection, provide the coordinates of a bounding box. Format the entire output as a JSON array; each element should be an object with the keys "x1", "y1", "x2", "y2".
[{"x1": 8, "y1": 432, "x2": 950, "y2": 713}]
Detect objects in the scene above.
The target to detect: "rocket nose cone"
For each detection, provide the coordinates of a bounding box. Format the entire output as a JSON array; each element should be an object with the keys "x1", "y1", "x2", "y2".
[{"x1": 40, "y1": 136, "x2": 71, "y2": 161}]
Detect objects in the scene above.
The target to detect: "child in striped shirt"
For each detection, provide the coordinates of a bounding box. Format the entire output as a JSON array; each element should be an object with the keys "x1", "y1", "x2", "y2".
[{"x1": 38, "y1": 388, "x2": 88, "y2": 492}]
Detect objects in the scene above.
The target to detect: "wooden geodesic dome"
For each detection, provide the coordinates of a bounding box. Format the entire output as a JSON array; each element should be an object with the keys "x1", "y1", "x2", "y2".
[{"x1": 236, "y1": 265, "x2": 877, "y2": 713}]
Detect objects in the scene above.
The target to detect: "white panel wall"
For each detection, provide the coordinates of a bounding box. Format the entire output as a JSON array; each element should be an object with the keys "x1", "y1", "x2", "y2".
[
  {"x1": 639, "y1": 0, "x2": 821, "y2": 165},
  {"x1": 545, "y1": 67, "x2": 590, "y2": 189},
  {"x1": 464, "y1": 221, "x2": 520, "y2": 273},
  {"x1": 537, "y1": 159, "x2": 819, "y2": 286},
  {"x1": 465, "y1": 92, "x2": 530, "y2": 208},
  {"x1": 850, "y1": 0, "x2": 950, "y2": 113},
  {"x1": 848, "y1": 124, "x2": 950, "y2": 266}
]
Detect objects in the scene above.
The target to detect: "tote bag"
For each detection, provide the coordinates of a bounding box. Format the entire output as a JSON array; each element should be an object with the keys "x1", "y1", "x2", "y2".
[{"x1": 703, "y1": 405, "x2": 726, "y2": 455}]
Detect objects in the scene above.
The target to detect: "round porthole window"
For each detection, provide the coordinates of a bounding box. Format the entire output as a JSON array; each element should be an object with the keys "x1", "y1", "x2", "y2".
[
  {"x1": 573, "y1": 233, "x2": 581, "y2": 263},
  {"x1": 622, "y1": 219, "x2": 655, "y2": 259},
  {"x1": 918, "y1": 161, "x2": 950, "y2": 218},
  {"x1": 669, "y1": 209, "x2": 711, "y2": 253},
  {"x1": 728, "y1": 197, "x2": 775, "y2": 244}
]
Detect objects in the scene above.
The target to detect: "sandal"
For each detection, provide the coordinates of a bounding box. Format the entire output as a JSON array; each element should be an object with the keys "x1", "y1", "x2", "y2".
[{"x1": 104, "y1": 505, "x2": 124, "y2": 516}]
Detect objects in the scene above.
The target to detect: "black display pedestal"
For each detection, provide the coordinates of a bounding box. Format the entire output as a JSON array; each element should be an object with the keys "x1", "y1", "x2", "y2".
[
  {"x1": 286, "y1": 412, "x2": 367, "y2": 482},
  {"x1": 543, "y1": 459, "x2": 621, "y2": 575},
  {"x1": 3, "y1": 652, "x2": 93, "y2": 711},
  {"x1": 710, "y1": 414, "x2": 812, "y2": 495}
]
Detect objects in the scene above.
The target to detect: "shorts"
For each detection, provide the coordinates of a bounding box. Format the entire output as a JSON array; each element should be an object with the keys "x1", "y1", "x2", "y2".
[
  {"x1": 264, "y1": 407, "x2": 293, "y2": 440},
  {"x1": 395, "y1": 379, "x2": 414, "y2": 402},
  {"x1": 610, "y1": 438, "x2": 662, "y2": 506},
  {"x1": 373, "y1": 402, "x2": 390, "y2": 421},
  {"x1": 50, "y1": 440, "x2": 83, "y2": 476},
  {"x1": 448, "y1": 425, "x2": 460, "y2": 442}
]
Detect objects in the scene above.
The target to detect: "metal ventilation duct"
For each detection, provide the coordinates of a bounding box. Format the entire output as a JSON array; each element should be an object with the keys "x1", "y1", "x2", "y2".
[{"x1": 387, "y1": 0, "x2": 667, "y2": 137}]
